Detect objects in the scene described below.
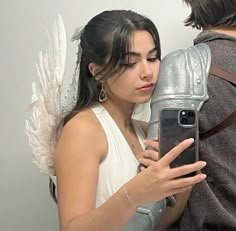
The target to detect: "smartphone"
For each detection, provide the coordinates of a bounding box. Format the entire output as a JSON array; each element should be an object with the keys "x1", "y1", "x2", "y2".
[{"x1": 159, "y1": 108, "x2": 199, "y2": 176}]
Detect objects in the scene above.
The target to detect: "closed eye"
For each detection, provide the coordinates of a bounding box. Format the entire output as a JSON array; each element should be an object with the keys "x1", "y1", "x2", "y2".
[
  {"x1": 147, "y1": 56, "x2": 158, "y2": 62},
  {"x1": 122, "y1": 62, "x2": 137, "y2": 68}
]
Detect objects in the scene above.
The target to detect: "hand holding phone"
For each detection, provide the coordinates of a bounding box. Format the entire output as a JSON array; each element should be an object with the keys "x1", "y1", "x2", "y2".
[{"x1": 159, "y1": 108, "x2": 199, "y2": 176}]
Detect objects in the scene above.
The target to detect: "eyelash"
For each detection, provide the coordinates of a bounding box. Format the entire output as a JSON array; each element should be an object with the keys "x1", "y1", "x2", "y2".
[
  {"x1": 122, "y1": 56, "x2": 158, "y2": 68},
  {"x1": 122, "y1": 63, "x2": 136, "y2": 68},
  {"x1": 147, "y1": 57, "x2": 158, "y2": 62}
]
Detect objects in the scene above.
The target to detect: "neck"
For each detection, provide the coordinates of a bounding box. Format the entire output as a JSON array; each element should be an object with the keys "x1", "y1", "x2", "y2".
[
  {"x1": 101, "y1": 100, "x2": 135, "y2": 130},
  {"x1": 206, "y1": 26, "x2": 236, "y2": 38}
]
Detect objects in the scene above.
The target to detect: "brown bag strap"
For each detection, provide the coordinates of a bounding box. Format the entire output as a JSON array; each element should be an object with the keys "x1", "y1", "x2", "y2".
[
  {"x1": 209, "y1": 65, "x2": 236, "y2": 85},
  {"x1": 200, "y1": 65, "x2": 236, "y2": 139},
  {"x1": 200, "y1": 111, "x2": 236, "y2": 139}
]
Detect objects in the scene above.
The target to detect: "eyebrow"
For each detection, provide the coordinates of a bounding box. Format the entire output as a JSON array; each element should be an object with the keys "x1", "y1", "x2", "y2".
[{"x1": 123, "y1": 47, "x2": 157, "y2": 57}]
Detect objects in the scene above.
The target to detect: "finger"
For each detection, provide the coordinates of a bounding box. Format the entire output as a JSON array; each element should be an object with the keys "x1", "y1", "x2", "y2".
[
  {"x1": 144, "y1": 139, "x2": 159, "y2": 151},
  {"x1": 141, "y1": 150, "x2": 160, "y2": 161},
  {"x1": 170, "y1": 185, "x2": 193, "y2": 196},
  {"x1": 159, "y1": 138, "x2": 194, "y2": 166},
  {"x1": 170, "y1": 173, "x2": 206, "y2": 189},
  {"x1": 139, "y1": 158, "x2": 156, "y2": 167},
  {"x1": 168, "y1": 161, "x2": 207, "y2": 179}
]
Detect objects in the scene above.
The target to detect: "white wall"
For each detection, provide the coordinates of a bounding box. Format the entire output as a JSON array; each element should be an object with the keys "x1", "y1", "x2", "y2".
[{"x1": 0, "y1": 0, "x2": 199, "y2": 230}]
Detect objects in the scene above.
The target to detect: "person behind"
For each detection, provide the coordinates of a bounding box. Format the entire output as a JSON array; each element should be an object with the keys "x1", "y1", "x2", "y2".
[
  {"x1": 49, "y1": 10, "x2": 207, "y2": 231},
  {"x1": 167, "y1": 0, "x2": 236, "y2": 230}
]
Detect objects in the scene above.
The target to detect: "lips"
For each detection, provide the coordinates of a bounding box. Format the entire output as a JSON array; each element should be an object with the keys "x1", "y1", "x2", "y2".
[{"x1": 137, "y1": 83, "x2": 155, "y2": 90}]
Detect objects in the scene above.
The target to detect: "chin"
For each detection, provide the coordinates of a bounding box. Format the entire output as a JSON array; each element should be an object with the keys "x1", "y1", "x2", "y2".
[{"x1": 136, "y1": 97, "x2": 151, "y2": 104}]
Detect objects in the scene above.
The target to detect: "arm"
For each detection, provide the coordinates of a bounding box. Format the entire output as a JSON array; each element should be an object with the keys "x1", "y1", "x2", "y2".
[
  {"x1": 56, "y1": 114, "x2": 206, "y2": 231},
  {"x1": 55, "y1": 112, "x2": 137, "y2": 231}
]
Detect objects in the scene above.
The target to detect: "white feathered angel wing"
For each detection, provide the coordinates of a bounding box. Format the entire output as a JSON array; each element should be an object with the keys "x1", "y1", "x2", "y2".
[{"x1": 25, "y1": 15, "x2": 73, "y2": 176}]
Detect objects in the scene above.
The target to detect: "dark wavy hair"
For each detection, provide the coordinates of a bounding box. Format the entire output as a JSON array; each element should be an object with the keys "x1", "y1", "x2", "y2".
[
  {"x1": 49, "y1": 10, "x2": 161, "y2": 203},
  {"x1": 183, "y1": 0, "x2": 236, "y2": 29}
]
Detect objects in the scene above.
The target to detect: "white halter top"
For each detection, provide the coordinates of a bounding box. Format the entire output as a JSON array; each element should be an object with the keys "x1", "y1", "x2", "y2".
[{"x1": 91, "y1": 103, "x2": 146, "y2": 207}]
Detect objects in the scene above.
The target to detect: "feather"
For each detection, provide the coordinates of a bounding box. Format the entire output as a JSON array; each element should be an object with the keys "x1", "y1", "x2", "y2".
[{"x1": 25, "y1": 15, "x2": 70, "y2": 176}]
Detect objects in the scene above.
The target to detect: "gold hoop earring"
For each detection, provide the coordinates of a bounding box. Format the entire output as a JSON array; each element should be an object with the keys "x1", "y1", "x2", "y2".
[{"x1": 99, "y1": 84, "x2": 107, "y2": 102}]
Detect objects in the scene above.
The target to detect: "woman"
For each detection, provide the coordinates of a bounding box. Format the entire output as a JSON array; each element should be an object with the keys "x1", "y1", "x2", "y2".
[{"x1": 50, "y1": 10, "x2": 206, "y2": 231}]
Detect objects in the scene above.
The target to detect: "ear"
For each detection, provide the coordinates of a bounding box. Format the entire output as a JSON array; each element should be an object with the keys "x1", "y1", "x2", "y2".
[{"x1": 88, "y1": 63, "x2": 99, "y2": 77}]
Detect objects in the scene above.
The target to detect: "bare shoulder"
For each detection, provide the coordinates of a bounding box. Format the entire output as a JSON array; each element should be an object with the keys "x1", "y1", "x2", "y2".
[
  {"x1": 56, "y1": 108, "x2": 107, "y2": 161},
  {"x1": 55, "y1": 108, "x2": 108, "y2": 225},
  {"x1": 134, "y1": 119, "x2": 148, "y2": 136}
]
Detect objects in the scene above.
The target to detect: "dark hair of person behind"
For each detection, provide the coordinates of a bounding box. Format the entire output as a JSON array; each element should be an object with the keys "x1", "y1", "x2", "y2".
[
  {"x1": 183, "y1": 0, "x2": 236, "y2": 29},
  {"x1": 49, "y1": 10, "x2": 161, "y2": 203}
]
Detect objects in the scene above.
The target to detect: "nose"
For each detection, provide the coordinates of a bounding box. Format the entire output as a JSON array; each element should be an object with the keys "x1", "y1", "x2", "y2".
[{"x1": 140, "y1": 61, "x2": 153, "y2": 80}]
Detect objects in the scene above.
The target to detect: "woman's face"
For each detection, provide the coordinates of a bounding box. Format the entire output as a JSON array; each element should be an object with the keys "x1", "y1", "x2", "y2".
[{"x1": 104, "y1": 30, "x2": 160, "y2": 105}]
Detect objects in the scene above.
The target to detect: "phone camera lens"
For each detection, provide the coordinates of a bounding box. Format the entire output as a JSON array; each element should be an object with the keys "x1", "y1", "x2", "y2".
[
  {"x1": 188, "y1": 111, "x2": 194, "y2": 117},
  {"x1": 181, "y1": 118, "x2": 188, "y2": 125}
]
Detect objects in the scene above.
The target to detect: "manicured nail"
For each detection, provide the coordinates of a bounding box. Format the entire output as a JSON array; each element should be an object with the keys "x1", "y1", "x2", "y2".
[
  {"x1": 187, "y1": 138, "x2": 194, "y2": 143},
  {"x1": 201, "y1": 161, "x2": 207, "y2": 167},
  {"x1": 200, "y1": 174, "x2": 207, "y2": 180},
  {"x1": 140, "y1": 167, "x2": 145, "y2": 171}
]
